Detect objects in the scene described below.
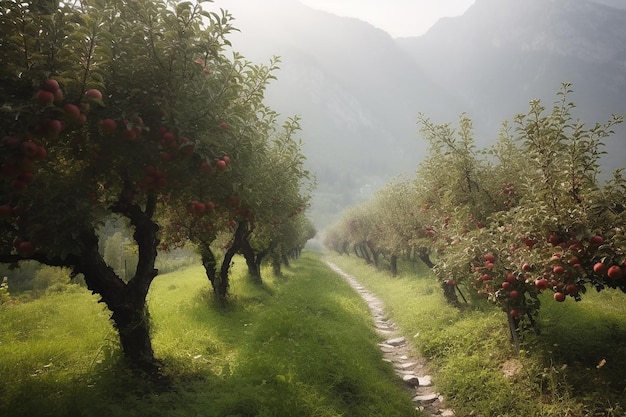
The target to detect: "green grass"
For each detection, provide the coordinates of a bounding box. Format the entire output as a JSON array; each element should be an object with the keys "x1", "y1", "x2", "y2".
[
  {"x1": 327, "y1": 253, "x2": 626, "y2": 417},
  {"x1": 0, "y1": 252, "x2": 421, "y2": 417}
]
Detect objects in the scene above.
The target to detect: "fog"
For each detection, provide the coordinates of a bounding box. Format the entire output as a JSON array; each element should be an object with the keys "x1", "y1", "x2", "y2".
[{"x1": 214, "y1": 0, "x2": 626, "y2": 231}]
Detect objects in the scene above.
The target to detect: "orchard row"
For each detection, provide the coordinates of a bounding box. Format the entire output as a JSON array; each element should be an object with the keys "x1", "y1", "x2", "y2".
[
  {"x1": 0, "y1": 0, "x2": 314, "y2": 371},
  {"x1": 324, "y1": 85, "x2": 626, "y2": 335}
]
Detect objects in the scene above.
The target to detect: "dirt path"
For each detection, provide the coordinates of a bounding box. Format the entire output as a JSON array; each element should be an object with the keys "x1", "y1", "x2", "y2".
[{"x1": 326, "y1": 261, "x2": 455, "y2": 417}]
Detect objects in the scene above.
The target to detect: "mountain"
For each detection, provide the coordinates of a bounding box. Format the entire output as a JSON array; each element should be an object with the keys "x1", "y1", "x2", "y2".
[
  {"x1": 216, "y1": 0, "x2": 626, "y2": 232},
  {"x1": 397, "y1": 0, "x2": 626, "y2": 169}
]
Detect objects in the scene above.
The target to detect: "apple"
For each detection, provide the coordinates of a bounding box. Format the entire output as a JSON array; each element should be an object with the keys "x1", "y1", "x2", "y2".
[
  {"x1": 0, "y1": 204, "x2": 13, "y2": 218},
  {"x1": 216, "y1": 159, "x2": 227, "y2": 171},
  {"x1": 485, "y1": 262, "x2": 494, "y2": 269},
  {"x1": 63, "y1": 103, "x2": 82, "y2": 121},
  {"x1": 11, "y1": 179, "x2": 28, "y2": 192},
  {"x1": 590, "y1": 235, "x2": 604, "y2": 245},
  {"x1": 565, "y1": 284, "x2": 579, "y2": 295},
  {"x1": 567, "y1": 256, "x2": 580, "y2": 266},
  {"x1": 36, "y1": 89, "x2": 55, "y2": 105},
  {"x1": 53, "y1": 88, "x2": 63, "y2": 103},
  {"x1": 18, "y1": 241, "x2": 35, "y2": 257},
  {"x1": 506, "y1": 273, "x2": 516, "y2": 283},
  {"x1": 553, "y1": 292, "x2": 566, "y2": 302},
  {"x1": 200, "y1": 161, "x2": 213, "y2": 174},
  {"x1": 222, "y1": 155, "x2": 231, "y2": 165},
  {"x1": 510, "y1": 309, "x2": 520, "y2": 318},
  {"x1": 593, "y1": 262, "x2": 608, "y2": 275},
  {"x1": 522, "y1": 263, "x2": 532, "y2": 272},
  {"x1": 219, "y1": 121, "x2": 229, "y2": 130},
  {"x1": 509, "y1": 290, "x2": 519, "y2": 299},
  {"x1": 35, "y1": 146, "x2": 47, "y2": 160},
  {"x1": 46, "y1": 119, "x2": 63, "y2": 137},
  {"x1": 553, "y1": 265, "x2": 565, "y2": 275},
  {"x1": 501, "y1": 281, "x2": 512, "y2": 290},
  {"x1": 548, "y1": 234, "x2": 561, "y2": 245},
  {"x1": 535, "y1": 278, "x2": 549, "y2": 290},
  {"x1": 84, "y1": 88, "x2": 103, "y2": 100},
  {"x1": 42, "y1": 79, "x2": 60, "y2": 92},
  {"x1": 99, "y1": 119, "x2": 117, "y2": 134},
  {"x1": 18, "y1": 172, "x2": 35, "y2": 184},
  {"x1": 607, "y1": 265, "x2": 623, "y2": 279},
  {"x1": 480, "y1": 274, "x2": 492, "y2": 281}
]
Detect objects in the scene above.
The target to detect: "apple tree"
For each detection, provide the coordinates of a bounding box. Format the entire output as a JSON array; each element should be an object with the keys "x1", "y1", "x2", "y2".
[
  {"x1": 424, "y1": 85, "x2": 626, "y2": 339},
  {"x1": 0, "y1": 0, "x2": 261, "y2": 371}
]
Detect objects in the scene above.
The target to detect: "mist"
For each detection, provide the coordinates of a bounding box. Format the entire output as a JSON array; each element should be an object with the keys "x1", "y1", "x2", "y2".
[{"x1": 215, "y1": 0, "x2": 626, "y2": 231}]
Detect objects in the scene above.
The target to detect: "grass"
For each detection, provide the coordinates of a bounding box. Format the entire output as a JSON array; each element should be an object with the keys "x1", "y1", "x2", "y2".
[
  {"x1": 0, "y1": 252, "x2": 421, "y2": 417},
  {"x1": 327, "y1": 253, "x2": 626, "y2": 417}
]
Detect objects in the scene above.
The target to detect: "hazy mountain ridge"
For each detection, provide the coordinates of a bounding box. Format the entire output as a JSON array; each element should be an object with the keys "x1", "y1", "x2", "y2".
[
  {"x1": 398, "y1": 0, "x2": 626, "y2": 168},
  {"x1": 216, "y1": 0, "x2": 626, "y2": 230}
]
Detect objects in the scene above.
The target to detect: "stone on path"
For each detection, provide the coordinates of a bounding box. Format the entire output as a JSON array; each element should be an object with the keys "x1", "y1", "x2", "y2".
[
  {"x1": 412, "y1": 393, "x2": 439, "y2": 403},
  {"x1": 385, "y1": 336, "x2": 406, "y2": 346},
  {"x1": 402, "y1": 374, "x2": 420, "y2": 387}
]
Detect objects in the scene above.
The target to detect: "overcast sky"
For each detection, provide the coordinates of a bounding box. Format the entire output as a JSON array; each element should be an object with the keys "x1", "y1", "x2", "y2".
[{"x1": 298, "y1": 0, "x2": 476, "y2": 37}]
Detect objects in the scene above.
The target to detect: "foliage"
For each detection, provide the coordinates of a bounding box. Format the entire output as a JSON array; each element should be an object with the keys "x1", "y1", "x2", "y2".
[
  {"x1": 0, "y1": 0, "x2": 315, "y2": 368},
  {"x1": 324, "y1": 84, "x2": 626, "y2": 337}
]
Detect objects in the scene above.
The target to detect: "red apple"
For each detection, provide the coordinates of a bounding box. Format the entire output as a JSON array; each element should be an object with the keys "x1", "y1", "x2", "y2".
[
  {"x1": 0, "y1": 204, "x2": 13, "y2": 218},
  {"x1": 63, "y1": 103, "x2": 82, "y2": 121},
  {"x1": 216, "y1": 159, "x2": 227, "y2": 171},
  {"x1": 522, "y1": 263, "x2": 532, "y2": 272},
  {"x1": 553, "y1": 265, "x2": 565, "y2": 275},
  {"x1": 84, "y1": 88, "x2": 103, "y2": 100},
  {"x1": 509, "y1": 290, "x2": 519, "y2": 299},
  {"x1": 35, "y1": 89, "x2": 55, "y2": 105},
  {"x1": 553, "y1": 292, "x2": 566, "y2": 302},
  {"x1": 501, "y1": 281, "x2": 511, "y2": 290},
  {"x1": 565, "y1": 284, "x2": 579, "y2": 295},
  {"x1": 18, "y1": 241, "x2": 36, "y2": 257},
  {"x1": 590, "y1": 235, "x2": 604, "y2": 245},
  {"x1": 535, "y1": 278, "x2": 549, "y2": 290},
  {"x1": 41, "y1": 79, "x2": 59, "y2": 92},
  {"x1": 593, "y1": 262, "x2": 608, "y2": 275},
  {"x1": 607, "y1": 265, "x2": 623, "y2": 280},
  {"x1": 200, "y1": 161, "x2": 213, "y2": 174},
  {"x1": 99, "y1": 119, "x2": 117, "y2": 134}
]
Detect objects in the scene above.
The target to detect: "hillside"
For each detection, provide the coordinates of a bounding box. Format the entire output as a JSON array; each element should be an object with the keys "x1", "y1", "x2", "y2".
[{"x1": 216, "y1": 0, "x2": 626, "y2": 231}]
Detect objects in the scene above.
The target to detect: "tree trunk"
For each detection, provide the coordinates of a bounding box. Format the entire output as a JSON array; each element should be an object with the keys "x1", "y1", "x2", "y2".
[
  {"x1": 390, "y1": 253, "x2": 398, "y2": 277},
  {"x1": 78, "y1": 226, "x2": 157, "y2": 372},
  {"x1": 217, "y1": 221, "x2": 250, "y2": 298},
  {"x1": 272, "y1": 253, "x2": 282, "y2": 276},
  {"x1": 417, "y1": 248, "x2": 435, "y2": 269},
  {"x1": 201, "y1": 246, "x2": 220, "y2": 294}
]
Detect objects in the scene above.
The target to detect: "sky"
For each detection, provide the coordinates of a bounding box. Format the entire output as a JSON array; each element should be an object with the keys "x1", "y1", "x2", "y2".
[{"x1": 298, "y1": 0, "x2": 476, "y2": 37}]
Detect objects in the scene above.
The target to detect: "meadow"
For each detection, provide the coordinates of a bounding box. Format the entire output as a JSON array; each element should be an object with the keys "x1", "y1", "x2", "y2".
[
  {"x1": 0, "y1": 253, "x2": 419, "y2": 417},
  {"x1": 2, "y1": 251, "x2": 626, "y2": 416}
]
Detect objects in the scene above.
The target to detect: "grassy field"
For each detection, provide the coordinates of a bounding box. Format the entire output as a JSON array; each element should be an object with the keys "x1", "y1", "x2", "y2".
[
  {"x1": 0, "y1": 252, "x2": 421, "y2": 417},
  {"x1": 327, "y1": 253, "x2": 626, "y2": 417}
]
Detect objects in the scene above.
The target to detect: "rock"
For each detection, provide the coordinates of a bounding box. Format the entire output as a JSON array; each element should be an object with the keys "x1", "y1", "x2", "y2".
[
  {"x1": 418, "y1": 375, "x2": 432, "y2": 387},
  {"x1": 441, "y1": 408, "x2": 455, "y2": 416},
  {"x1": 395, "y1": 362, "x2": 417, "y2": 370},
  {"x1": 412, "y1": 393, "x2": 438, "y2": 402},
  {"x1": 385, "y1": 336, "x2": 406, "y2": 346},
  {"x1": 402, "y1": 374, "x2": 420, "y2": 387}
]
